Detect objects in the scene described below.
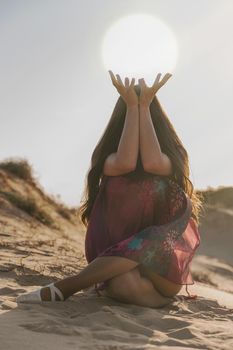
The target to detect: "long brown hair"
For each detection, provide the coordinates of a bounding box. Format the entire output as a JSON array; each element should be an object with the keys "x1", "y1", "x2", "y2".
[{"x1": 78, "y1": 85, "x2": 203, "y2": 227}]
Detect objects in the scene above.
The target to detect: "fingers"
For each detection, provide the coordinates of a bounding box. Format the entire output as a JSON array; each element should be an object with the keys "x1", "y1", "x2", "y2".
[
  {"x1": 152, "y1": 72, "x2": 172, "y2": 90},
  {"x1": 125, "y1": 77, "x2": 136, "y2": 88},
  {"x1": 108, "y1": 70, "x2": 135, "y2": 89},
  {"x1": 124, "y1": 76, "x2": 135, "y2": 88},
  {"x1": 130, "y1": 77, "x2": 135, "y2": 87},
  {"x1": 109, "y1": 70, "x2": 172, "y2": 91},
  {"x1": 152, "y1": 73, "x2": 162, "y2": 88},
  {"x1": 116, "y1": 74, "x2": 124, "y2": 86},
  {"x1": 124, "y1": 77, "x2": 130, "y2": 88},
  {"x1": 138, "y1": 78, "x2": 147, "y2": 88},
  {"x1": 108, "y1": 70, "x2": 119, "y2": 87},
  {"x1": 160, "y1": 73, "x2": 172, "y2": 86}
]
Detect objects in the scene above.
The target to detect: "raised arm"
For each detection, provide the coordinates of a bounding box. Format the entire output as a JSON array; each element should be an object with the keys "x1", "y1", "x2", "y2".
[
  {"x1": 139, "y1": 104, "x2": 163, "y2": 169},
  {"x1": 138, "y1": 74, "x2": 173, "y2": 176},
  {"x1": 103, "y1": 71, "x2": 139, "y2": 176},
  {"x1": 117, "y1": 103, "x2": 139, "y2": 169}
]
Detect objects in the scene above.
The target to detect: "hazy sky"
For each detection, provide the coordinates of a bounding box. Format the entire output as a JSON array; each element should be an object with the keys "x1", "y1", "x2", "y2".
[{"x1": 0, "y1": 0, "x2": 232, "y2": 206}]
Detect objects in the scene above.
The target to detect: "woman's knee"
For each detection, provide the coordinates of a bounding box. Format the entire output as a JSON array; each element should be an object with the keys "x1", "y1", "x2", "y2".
[
  {"x1": 106, "y1": 268, "x2": 170, "y2": 307},
  {"x1": 106, "y1": 267, "x2": 141, "y2": 299}
]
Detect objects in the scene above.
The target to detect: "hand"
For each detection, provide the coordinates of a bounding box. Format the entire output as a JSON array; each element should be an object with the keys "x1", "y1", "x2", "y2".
[
  {"x1": 138, "y1": 73, "x2": 172, "y2": 107},
  {"x1": 108, "y1": 70, "x2": 138, "y2": 107}
]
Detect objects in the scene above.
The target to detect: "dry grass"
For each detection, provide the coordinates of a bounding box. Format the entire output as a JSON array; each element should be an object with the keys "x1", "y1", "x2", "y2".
[
  {"x1": 197, "y1": 186, "x2": 233, "y2": 208},
  {"x1": 0, "y1": 190, "x2": 54, "y2": 227},
  {"x1": 0, "y1": 157, "x2": 78, "y2": 223},
  {"x1": 0, "y1": 157, "x2": 35, "y2": 182}
]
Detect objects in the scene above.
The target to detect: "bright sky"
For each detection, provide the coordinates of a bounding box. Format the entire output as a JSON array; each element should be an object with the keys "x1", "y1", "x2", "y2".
[{"x1": 0, "y1": 0, "x2": 232, "y2": 206}]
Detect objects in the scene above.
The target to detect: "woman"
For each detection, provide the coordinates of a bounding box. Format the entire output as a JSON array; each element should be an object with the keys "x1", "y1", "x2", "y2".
[{"x1": 17, "y1": 71, "x2": 202, "y2": 308}]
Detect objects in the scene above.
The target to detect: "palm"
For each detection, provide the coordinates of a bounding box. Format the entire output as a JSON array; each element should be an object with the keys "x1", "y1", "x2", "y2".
[{"x1": 138, "y1": 73, "x2": 172, "y2": 106}]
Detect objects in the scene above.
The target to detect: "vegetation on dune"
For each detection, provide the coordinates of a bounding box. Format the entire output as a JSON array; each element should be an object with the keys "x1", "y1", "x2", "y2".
[
  {"x1": 0, "y1": 190, "x2": 54, "y2": 226},
  {"x1": 0, "y1": 157, "x2": 78, "y2": 224},
  {"x1": 0, "y1": 158, "x2": 35, "y2": 182},
  {"x1": 197, "y1": 186, "x2": 233, "y2": 208}
]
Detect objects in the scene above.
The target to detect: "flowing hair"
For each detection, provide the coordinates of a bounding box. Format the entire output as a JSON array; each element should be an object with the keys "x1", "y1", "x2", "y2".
[{"x1": 78, "y1": 85, "x2": 203, "y2": 227}]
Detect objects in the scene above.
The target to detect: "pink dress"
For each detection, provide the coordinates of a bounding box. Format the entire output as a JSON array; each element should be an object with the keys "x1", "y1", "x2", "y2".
[{"x1": 85, "y1": 172, "x2": 201, "y2": 298}]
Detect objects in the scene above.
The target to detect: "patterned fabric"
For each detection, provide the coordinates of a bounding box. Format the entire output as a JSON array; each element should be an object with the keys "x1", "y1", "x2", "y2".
[{"x1": 84, "y1": 173, "x2": 201, "y2": 298}]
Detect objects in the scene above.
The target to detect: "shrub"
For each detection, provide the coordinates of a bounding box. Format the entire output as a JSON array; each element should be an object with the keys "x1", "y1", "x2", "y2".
[
  {"x1": 0, "y1": 190, "x2": 54, "y2": 227},
  {"x1": 0, "y1": 158, "x2": 35, "y2": 182}
]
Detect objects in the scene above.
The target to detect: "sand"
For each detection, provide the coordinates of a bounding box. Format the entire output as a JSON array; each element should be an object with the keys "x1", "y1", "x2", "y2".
[
  {"x1": 1, "y1": 219, "x2": 233, "y2": 350},
  {"x1": 1, "y1": 270, "x2": 233, "y2": 350}
]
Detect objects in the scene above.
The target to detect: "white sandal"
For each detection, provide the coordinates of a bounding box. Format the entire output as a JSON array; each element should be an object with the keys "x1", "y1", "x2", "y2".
[{"x1": 16, "y1": 282, "x2": 65, "y2": 303}]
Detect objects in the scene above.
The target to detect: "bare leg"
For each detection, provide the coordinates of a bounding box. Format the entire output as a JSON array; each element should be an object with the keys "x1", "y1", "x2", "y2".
[
  {"x1": 41, "y1": 256, "x2": 173, "y2": 308},
  {"x1": 101, "y1": 267, "x2": 173, "y2": 308},
  {"x1": 41, "y1": 256, "x2": 138, "y2": 301}
]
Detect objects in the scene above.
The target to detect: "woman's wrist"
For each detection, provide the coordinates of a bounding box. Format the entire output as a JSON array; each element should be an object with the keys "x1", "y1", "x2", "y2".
[
  {"x1": 139, "y1": 103, "x2": 150, "y2": 110},
  {"x1": 126, "y1": 103, "x2": 139, "y2": 109}
]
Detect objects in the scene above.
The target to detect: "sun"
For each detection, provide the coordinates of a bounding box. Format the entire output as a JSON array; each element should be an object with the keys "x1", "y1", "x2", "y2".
[{"x1": 101, "y1": 14, "x2": 179, "y2": 83}]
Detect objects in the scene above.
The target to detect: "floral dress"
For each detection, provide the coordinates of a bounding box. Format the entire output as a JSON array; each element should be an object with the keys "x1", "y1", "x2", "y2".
[{"x1": 84, "y1": 172, "x2": 201, "y2": 298}]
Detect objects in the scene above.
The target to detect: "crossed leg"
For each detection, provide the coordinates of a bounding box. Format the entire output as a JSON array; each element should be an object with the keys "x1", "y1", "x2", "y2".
[{"x1": 40, "y1": 256, "x2": 175, "y2": 307}]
